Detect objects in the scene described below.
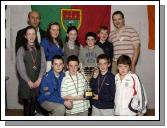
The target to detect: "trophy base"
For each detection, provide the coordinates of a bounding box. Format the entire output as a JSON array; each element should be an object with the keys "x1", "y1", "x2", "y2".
[
  {"x1": 85, "y1": 96, "x2": 92, "y2": 100},
  {"x1": 84, "y1": 92, "x2": 93, "y2": 99}
]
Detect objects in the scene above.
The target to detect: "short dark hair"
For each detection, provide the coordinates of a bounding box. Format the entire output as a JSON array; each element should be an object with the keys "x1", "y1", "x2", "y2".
[
  {"x1": 52, "y1": 55, "x2": 64, "y2": 64},
  {"x1": 117, "y1": 55, "x2": 131, "y2": 66},
  {"x1": 67, "y1": 25, "x2": 78, "y2": 33},
  {"x1": 85, "y1": 32, "x2": 97, "y2": 40},
  {"x1": 67, "y1": 55, "x2": 79, "y2": 65},
  {"x1": 98, "y1": 26, "x2": 109, "y2": 34},
  {"x1": 112, "y1": 10, "x2": 124, "y2": 20},
  {"x1": 97, "y1": 54, "x2": 110, "y2": 63}
]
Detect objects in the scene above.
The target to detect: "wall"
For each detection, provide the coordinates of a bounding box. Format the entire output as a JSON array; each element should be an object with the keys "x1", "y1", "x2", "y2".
[
  {"x1": 5, "y1": 5, "x2": 155, "y2": 109},
  {"x1": 5, "y1": 5, "x2": 31, "y2": 109}
]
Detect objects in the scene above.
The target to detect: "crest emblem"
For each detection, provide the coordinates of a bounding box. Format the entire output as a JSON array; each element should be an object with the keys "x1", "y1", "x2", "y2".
[{"x1": 61, "y1": 9, "x2": 82, "y2": 32}]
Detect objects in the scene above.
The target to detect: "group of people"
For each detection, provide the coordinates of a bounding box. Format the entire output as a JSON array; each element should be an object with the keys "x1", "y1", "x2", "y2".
[{"x1": 15, "y1": 10, "x2": 147, "y2": 116}]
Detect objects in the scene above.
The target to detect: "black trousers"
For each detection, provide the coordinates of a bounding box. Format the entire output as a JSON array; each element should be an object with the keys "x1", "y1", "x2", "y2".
[
  {"x1": 23, "y1": 97, "x2": 36, "y2": 116},
  {"x1": 23, "y1": 97, "x2": 49, "y2": 116}
]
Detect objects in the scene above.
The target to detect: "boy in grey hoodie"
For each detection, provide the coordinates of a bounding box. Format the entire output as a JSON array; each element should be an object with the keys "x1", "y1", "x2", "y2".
[{"x1": 79, "y1": 32, "x2": 104, "y2": 69}]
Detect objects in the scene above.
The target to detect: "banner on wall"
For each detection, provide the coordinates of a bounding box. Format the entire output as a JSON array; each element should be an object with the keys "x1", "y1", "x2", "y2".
[
  {"x1": 32, "y1": 5, "x2": 155, "y2": 49},
  {"x1": 31, "y1": 5, "x2": 111, "y2": 46}
]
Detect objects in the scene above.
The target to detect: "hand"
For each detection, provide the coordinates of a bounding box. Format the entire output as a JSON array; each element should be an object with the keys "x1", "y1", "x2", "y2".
[
  {"x1": 64, "y1": 100, "x2": 73, "y2": 109},
  {"x1": 27, "y1": 80, "x2": 34, "y2": 89},
  {"x1": 78, "y1": 67, "x2": 84, "y2": 73},
  {"x1": 33, "y1": 78, "x2": 42, "y2": 88},
  {"x1": 92, "y1": 94, "x2": 98, "y2": 100},
  {"x1": 92, "y1": 68, "x2": 99, "y2": 78}
]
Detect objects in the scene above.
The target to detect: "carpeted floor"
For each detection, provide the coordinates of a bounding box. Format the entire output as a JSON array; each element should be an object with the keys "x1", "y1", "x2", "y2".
[{"x1": 5, "y1": 109, "x2": 155, "y2": 116}]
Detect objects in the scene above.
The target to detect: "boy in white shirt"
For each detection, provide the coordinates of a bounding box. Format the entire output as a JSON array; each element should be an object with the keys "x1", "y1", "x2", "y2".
[
  {"x1": 61, "y1": 55, "x2": 90, "y2": 116},
  {"x1": 114, "y1": 55, "x2": 147, "y2": 116}
]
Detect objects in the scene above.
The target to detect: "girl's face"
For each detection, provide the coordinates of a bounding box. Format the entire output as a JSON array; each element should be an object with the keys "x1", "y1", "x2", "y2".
[
  {"x1": 67, "y1": 61, "x2": 79, "y2": 75},
  {"x1": 67, "y1": 30, "x2": 77, "y2": 42},
  {"x1": 24, "y1": 28, "x2": 36, "y2": 46},
  {"x1": 117, "y1": 64, "x2": 130, "y2": 76},
  {"x1": 50, "y1": 25, "x2": 60, "y2": 39}
]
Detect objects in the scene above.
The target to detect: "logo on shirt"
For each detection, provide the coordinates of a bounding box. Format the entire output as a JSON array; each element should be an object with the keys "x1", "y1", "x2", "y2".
[{"x1": 86, "y1": 52, "x2": 97, "y2": 64}]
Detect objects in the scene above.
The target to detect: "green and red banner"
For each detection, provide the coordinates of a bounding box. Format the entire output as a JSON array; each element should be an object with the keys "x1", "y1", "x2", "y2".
[{"x1": 31, "y1": 5, "x2": 111, "y2": 46}]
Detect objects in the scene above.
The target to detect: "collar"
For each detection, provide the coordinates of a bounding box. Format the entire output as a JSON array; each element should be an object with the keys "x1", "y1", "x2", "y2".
[
  {"x1": 50, "y1": 69, "x2": 65, "y2": 79},
  {"x1": 36, "y1": 27, "x2": 40, "y2": 32},
  {"x1": 115, "y1": 25, "x2": 125, "y2": 33},
  {"x1": 116, "y1": 71, "x2": 132, "y2": 81}
]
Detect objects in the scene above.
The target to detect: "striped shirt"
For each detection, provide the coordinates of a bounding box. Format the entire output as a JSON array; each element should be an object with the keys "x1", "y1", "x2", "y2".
[
  {"x1": 61, "y1": 71, "x2": 90, "y2": 114},
  {"x1": 109, "y1": 26, "x2": 140, "y2": 61}
]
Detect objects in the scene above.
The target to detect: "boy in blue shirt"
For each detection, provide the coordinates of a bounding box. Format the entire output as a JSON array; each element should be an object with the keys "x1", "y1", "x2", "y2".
[{"x1": 38, "y1": 55, "x2": 72, "y2": 116}]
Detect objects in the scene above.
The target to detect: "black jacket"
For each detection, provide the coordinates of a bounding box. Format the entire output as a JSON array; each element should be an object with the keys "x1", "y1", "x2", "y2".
[
  {"x1": 96, "y1": 40, "x2": 113, "y2": 63},
  {"x1": 91, "y1": 70, "x2": 115, "y2": 109}
]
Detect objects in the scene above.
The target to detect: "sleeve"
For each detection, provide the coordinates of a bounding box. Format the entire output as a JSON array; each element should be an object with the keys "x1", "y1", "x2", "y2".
[
  {"x1": 39, "y1": 77, "x2": 49, "y2": 99},
  {"x1": 16, "y1": 47, "x2": 30, "y2": 82},
  {"x1": 38, "y1": 47, "x2": 46, "y2": 79},
  {"x1": 140, "y1": 83, "x2": 147, "y2": 114},
  {"x1": 40, "y1": 38, "x2": 48, "y2": 59},
  {"x1": 134, "y1": 74, "x2": 147, "y2": 114},
  {"x1": 79, "y1": 49, "x2": 84, "y2": 66},
  {"x1": 97, "y1": 46, "x2": 104, "y2": 56},
  {"x1": 110, "y1": 43, "x2": 113, "y2": 62},
  {"x1": 39, "y1": 76, "x2": 64, "y2": 104},
  {"x1": 15, "y1": 30, "x2": 24, "y2": 54},
  {"x1": 61, "y1": 78, "x2": 68, "y2": 98},
  {"x1": 133, "y1": 74, "x2": 142, "y2": 111},
  {"x1": 90, "y1": 78, "x2": 98, "y2": 94}
]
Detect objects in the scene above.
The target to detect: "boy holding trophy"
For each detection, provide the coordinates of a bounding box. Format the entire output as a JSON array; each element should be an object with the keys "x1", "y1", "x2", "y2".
[
  {"x1": 91, "y1": 54, "x2": 115, "y2": 116},
  {"x1": 61, "y1": 55, "x2": 90, "y2": 116}
]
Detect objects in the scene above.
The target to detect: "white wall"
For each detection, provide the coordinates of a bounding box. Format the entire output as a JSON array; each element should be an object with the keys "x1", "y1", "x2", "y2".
[
  {"x1": 5, "y1": 5, "x2": 155, "y2": 109},
  {"x1": 5, "y1": 5, "x2": 31, "y2": 109}
]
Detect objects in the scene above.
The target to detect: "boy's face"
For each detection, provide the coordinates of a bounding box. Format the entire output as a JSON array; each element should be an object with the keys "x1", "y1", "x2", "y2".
[
  {"x1": 52, "y1": 59, "x2": 64, "y2": 74},
  {"x1": 98, "y1": 29, "x2": 108, "y2": 42},
  {"x1": 86, "y1": 36, "x2": 96, "y2": 48},
  {"x1": 117, "y1": 64, "x2": 130, "y2": 76},
  {"x1": 67, "y1": 61, "x2": 79, "y2": 75},
  {"x1": 98, "y1": 59, "x2": 110, "y2": 74}
]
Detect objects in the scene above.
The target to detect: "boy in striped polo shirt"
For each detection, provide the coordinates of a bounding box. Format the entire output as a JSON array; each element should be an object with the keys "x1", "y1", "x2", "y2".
[{"x1": 61, "y1": 55, "x2": 90, "y2": 116}]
